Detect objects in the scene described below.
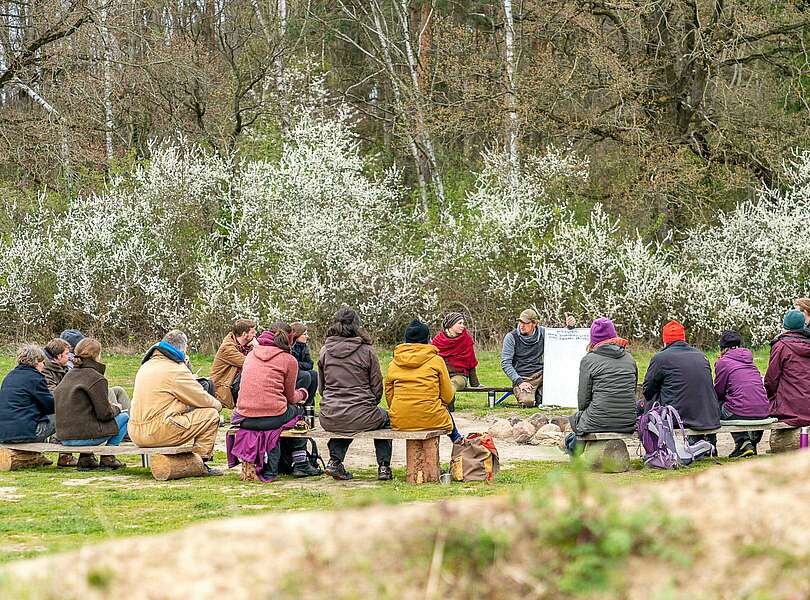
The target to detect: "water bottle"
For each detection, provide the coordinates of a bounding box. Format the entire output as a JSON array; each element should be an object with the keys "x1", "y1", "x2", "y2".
[
  {"x1": 304, "y1": 405, "x2": 315, "y2": 429},
  {"x1": 801, "y1": 427, "x2": 809, "y2": 449}
]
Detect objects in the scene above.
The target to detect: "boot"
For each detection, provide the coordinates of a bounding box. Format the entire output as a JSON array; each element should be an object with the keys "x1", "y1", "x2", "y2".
[
  {"x1": 377, "y1": 465, "x2": 393, "y2": 481},
  {"x1": 201, "y1": 463, "x2": 224, "y2": 476},
  {"x1": 292, "y1": 461, "x2": 323, "y2": 477},
  {"x1": 325, "y1": 459, "x2": 352, "y2": 480},
  {"x1": 76, "y1": 453, "x2": 99, "y2": 471},
  {"x1": 57, "y1": 453, "x2": 78, "y2": 468},
  {"x1": 98, "y1": 455, "x2": 126, "y2": 470}
]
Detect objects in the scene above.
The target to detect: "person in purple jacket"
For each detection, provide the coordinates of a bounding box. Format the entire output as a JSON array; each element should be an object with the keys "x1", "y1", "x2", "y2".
[{"x1": 714, "y1": 330, "x2": 769, "y2": 458}]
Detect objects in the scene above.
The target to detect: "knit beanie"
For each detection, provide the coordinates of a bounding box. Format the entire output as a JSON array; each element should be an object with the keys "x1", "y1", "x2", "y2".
[
  {"x1": 257, "y1": 330, "x2": 275, "y2": 346},
  {"x1": 404, "y1": 319, "x2": 430, "y2": 344},
  {"x1": 662, "y1": 320, "x2": 686, "y2": 345},
  {"x1": 719, "y1": 330, "x2": 742, "y2": 349},
  {"x1": 442, "y1": 312, "x2": 464, "y2": 331},
  {"x1": 590, "y1": 317, "x2": 617, "y2": 346},
  {"x1": 783, "y1": 310, "x2": 806, "y2": 331},
  {"x1": 60, "y1": 329, "x2": 85, "y2": 350}
]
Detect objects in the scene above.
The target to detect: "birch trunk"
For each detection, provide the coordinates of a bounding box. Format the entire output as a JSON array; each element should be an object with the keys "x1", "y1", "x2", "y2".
[
  {"x1": 502, "y1": 0, "x2": 519, "y2": 176},
  {"x1": 99, "y1": 2, "x2": 114, "y2": 165}
]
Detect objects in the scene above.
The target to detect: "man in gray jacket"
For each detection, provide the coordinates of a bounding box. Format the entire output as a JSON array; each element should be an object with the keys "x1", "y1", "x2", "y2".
[{"x1": 501, "y1": 308, "x2": 576, "y2": 407}]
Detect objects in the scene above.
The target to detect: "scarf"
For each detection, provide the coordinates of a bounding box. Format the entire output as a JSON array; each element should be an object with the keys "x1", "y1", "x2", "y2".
[
  {"x1": 431, "y1": 329, "x2": 478, "y2": 375},
  {"x1": 141, "y1": 340, "x2": 185, "y2": 364}
]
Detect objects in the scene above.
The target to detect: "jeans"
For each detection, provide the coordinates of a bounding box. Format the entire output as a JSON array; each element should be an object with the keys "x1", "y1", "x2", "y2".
[
  {"x1": 296, "y1": 370, "x2": 319, "y2": 406},
  {"x1": 328, "y1": 413, "x2": 393, "y2": 466},
  {"x1": 448, "y1": 413, "x2": 462, "y2": 443},
  {"x1": 720, "y1": 404, "x2": 764, "y2": 447},
  {"x1": 564, "y1": 432, "x2": 579, "y2": 455},
  {"x1": 61, "y1": 413, "x2": 129, "y2": 446}
]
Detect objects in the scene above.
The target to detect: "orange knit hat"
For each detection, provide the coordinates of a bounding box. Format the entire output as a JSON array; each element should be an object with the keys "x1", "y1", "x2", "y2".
[{"x1": 662, "y1": 320, "x2": 686, "y2": 345}]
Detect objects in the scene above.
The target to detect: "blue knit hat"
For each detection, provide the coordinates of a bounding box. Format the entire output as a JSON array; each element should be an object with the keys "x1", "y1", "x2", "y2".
[
  {"x1": 60, "y1": 329, "x2": 85, "y2": 350},
  {"x1": 783, "y1": 310, "x2": 806, "y2": 331}
]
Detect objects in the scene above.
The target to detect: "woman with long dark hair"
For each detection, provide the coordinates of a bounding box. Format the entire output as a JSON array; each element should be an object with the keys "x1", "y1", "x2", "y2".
[{"x1": 318, "y1": 307, "x2": 392, "y2": 481}]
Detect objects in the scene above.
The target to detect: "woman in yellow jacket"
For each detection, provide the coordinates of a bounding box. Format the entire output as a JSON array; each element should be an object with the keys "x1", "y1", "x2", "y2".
[{"x1": 385, "y1": 320, "x2": 463, "y2": 442}]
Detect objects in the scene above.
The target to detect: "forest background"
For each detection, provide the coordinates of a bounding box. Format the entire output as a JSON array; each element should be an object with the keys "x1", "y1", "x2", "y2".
[{"x1": 0, "y1": 0, "x2": 808, "y2": 350}]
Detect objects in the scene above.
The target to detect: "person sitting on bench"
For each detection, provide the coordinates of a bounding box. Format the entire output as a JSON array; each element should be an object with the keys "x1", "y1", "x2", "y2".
[
  {"x1": 232, "y1": 322, "x2": 322, "y2": 479},
  {"x1": 642, "y1": 320, "x2": 720, "y2": 447},
  {"x1": 318, "y1": 307, "x2": 392, "y2": 482},
  {"x1": 793, "y1": 298, "x2": 810, "y2": 337},
  {"x1": 290, "y1": 322, "x2": 318, "y2": 409},
  {"x1": 54, "y1": 338, "x2": 129, "y2": 471},
  {"x1": 500, "y1": 308, "x2": 577, "y2": 408},
  {"x1": 565, "y1": 318, "x2": 637, "y2": 454},
  {"x1": 129, "y1": 330, "x2": 223, "y2": 476},
  {"x1": 713, "y1": 330, "x2": 769, "y2": 458},
  {"x1": 766, "y1": 310, "x2": 810, "y2": 427},
  {"x1": 431, "y1": 312, "x2": 479, "y2": 412},
  {"x1": 0, "y1": 345, "x2": 56, "y2": 447},
  {"x1": 386, "y1": 319, "x2": 462, "y2": 443},
  {"x1": 210, "y1": 318, "x2": 256, "y2": 409},
  {"x1": 42, "y1": 338, "x2": 79, "y2": 468},
  {"x1": 60, "y1": 329, "x2": 85, "y2": 369}
]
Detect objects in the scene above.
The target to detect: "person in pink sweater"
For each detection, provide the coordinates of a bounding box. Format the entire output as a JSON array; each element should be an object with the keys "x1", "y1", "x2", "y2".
[{"x1": 234, "y1": 322, "x2": 322, "y2": 478}]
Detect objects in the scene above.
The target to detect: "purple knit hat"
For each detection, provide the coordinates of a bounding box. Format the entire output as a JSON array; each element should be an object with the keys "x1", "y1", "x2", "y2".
[{"x1": 590, "y1": 317, "x2": 617, "y2": 346}]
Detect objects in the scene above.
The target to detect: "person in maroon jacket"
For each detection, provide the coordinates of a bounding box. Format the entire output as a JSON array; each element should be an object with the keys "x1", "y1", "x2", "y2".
[{"x1": 766, "y1": 310, "x2": 810, "y2": 427}]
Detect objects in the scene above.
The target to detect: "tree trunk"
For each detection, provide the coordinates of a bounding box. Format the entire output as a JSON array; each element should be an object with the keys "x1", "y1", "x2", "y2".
[
  {"x1": 0, "y1": 449, "x2": 51, "y2": 471},
  {"x1": 502, "y1": 0, "x2": 519, "y2": 175},
  {"x1": 770, "y1": 428, "x2": 800, "y2": 454},
  {"x1": 149, "y1": 453, "x2": 206, "y2": 481},
  {"x1": 406, "y1": 437, "x2": 440, "y2": 483}
]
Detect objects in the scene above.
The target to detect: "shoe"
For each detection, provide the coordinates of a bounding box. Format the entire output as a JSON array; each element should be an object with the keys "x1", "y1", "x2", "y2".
[
  {"x1": 76, "y1": 453, "x2": 99, "y2": 471},
  {"x1": 377, "y1": 465, "x2": 393, "y2": 481},
  {"x1": 57, "y1": 453, "x2": 77, "y2": 468},
  {"x1": 201, "y1": 463, "x2": 224, "y2": 476},
  {"x1": 292, "y1": 461, "x2": 323, "y2": 477},
  {"x1": 98, "y1": 455, "x2": 126, "y2": 470},
  {"x1": 325, "y1": 460, "x2": 353, "y2": 480},
  {"x1": 729, "y1": 441, "x2": 754, "y2": 458}
]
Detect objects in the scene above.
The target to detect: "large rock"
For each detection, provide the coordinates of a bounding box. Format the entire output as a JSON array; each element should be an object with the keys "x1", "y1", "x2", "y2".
[
  {"x1": 529, "y1": 422, "x2": 565, "y2": 446},
  {"x1": 537, "y1": 423, "x2": 562, "y2": 433},
  {"x1": 488, "y1": 418, "x2": 514, "y2": 440},
  {"x1": 512, "y1": 420, "x2": 538, "y2": 444},
  {"x1": 528, "y1": 413, "x2": 549, "y2": 428},
  {"x1": 550, "y1": 416, "x2": 570, "y2": 432}
]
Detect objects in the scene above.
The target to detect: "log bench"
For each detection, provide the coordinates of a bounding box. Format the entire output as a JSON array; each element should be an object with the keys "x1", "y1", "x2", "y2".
[
  {"x1": 228, "y1": 426, "x2": 450, "y2": 484},
  {"x1": 576, "y1": 421, "x2": 797, "y2": 473},
  {"x1": 0, "y1": 443, "x2": 201, "y2": 481}
]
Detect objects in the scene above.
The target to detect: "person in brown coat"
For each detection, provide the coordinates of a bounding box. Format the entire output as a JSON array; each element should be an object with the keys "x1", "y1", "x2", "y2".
[
  {"x1": 210, "y1": 319, "x2": 256, "y2": 409},
  {"x1": 54, "y1": 339, "x2": 128, "y2": 471},
  {"x1": 318, "y1": 307, "x2": 392, "y2": 481},
  {"x1": 129, "y1": 330, "x2": 223, "y2": 475}
]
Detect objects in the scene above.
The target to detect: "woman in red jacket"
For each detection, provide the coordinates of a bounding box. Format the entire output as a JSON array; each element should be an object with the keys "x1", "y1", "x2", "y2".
[
  {"x1": 234, "y1": 322, "x2": 322, "y2": 479},
  {"x1": 431, "y1": 312, "x2": 479, "y2": 412}
]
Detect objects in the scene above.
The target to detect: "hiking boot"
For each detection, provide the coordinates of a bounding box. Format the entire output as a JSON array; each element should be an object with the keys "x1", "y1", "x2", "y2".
[
  {"x1": 201, "y1": 463, "x2": 224, "y2": 477},
  {"x1": 57, "y1": 453, "x2": 77, "y2": 468},
  {"x1": 292, "y1": 461, "x2": 323, "y2": 477},
  {"x1": 729, "y1": 441, "x2": 755, "y2": 459},
  {"x1": 325, "y1": 460, "x2": 352, "y2": 480},
  {"x1": 76, "y1": 453, "x2": 99, "y2": 471},
  {"x1": 98, "y1": 455, "x2": 126, "y2": 470},
  {"x1": 377, "y1": 465, "x2": 393, "y2": 481}
]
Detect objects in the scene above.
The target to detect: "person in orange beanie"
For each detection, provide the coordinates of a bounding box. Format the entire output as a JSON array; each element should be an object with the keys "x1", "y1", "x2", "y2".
[{"x1": 642, "y1": 320, "x2": 720, "y2": 447}]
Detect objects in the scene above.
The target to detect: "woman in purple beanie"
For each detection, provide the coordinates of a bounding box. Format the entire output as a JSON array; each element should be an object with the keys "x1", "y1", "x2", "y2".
[{"x1": 565, "y1": 317, "x2": 638, "y2": 454}]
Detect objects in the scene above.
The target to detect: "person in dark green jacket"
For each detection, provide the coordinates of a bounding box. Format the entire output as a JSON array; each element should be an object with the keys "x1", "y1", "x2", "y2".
[{"x1": 566, "y1": 318, "x2": 638, "y2": 454}]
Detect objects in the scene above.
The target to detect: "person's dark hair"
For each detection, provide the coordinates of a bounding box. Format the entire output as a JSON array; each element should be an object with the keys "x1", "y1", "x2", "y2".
[
  {"x1": 325, "y1": 307, "x2": 372, "y2": 344},
  {"x1": 232, "y1": 319, "x2": 256, "y2": 337},
  {"x1": 267, "y1": 321, "x2": 293, "y2": 352},
  {"x1": 290, "y1": 322, "x2": 308, "y2": 342},
  {"x1": 44, "y1": 338, "x2": 70, "y2": 359}
]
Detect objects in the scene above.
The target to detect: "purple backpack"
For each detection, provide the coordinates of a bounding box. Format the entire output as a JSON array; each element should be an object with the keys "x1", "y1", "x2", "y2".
[{"x1": 638, "y1": 403, "x2": 714, "y2": 469}]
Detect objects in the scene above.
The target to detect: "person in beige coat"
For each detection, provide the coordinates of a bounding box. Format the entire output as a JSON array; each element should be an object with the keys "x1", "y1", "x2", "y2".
[{"x1": 129, "y1": 330, "x2": 223, "y2": 475}]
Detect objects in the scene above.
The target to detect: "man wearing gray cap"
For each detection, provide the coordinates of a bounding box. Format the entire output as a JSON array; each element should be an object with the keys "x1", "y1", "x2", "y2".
[{"x1": 500, "y1": 309, "x2": 575, "y2": 407}]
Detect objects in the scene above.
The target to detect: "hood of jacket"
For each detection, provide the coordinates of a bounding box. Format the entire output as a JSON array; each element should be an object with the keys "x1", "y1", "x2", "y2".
[
  {"x1": 514, "y1": 325, "x2": 541, "y2": 345},
  {"x1": 323, "y1": 336, "x2": 366, "y2": 359},
  {"x1": 393, "y1": 343, "x2": 437, "y2": 368},
  {"x1": 721, "y1": 347, "x2": 754, "y2": 365},
  {"x1": 592, "y1": 344, "x2": 627, "y2": 359},
  {"x1": 251, "y1": 344, "x2": 288, "y2": 362},
  {"x1": 142, "y1": 341, "x2": 185, "y2": 365},
  {"x1": 777, "y1": 333, "x2": 810, "y2": 358}
]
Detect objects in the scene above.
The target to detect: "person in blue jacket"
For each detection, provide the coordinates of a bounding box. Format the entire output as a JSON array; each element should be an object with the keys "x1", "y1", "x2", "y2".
[{"x1": 0, "y1": 345, "x2": 56, "y2": 443}]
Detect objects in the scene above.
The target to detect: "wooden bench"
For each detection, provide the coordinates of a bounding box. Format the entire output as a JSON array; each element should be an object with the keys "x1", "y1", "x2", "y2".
[
  {"x1": 457, "y1": 386, "x2": 513, "y2": 408},
  {"x1": 576, "y1": 422, "x2": 797, "y2": 473},
  {"x1": 228, "y1": 426, "x2": 449, "y2": 484},
  {"x1": 0, "y1": 443, "x2": 201, "y2": 481}
]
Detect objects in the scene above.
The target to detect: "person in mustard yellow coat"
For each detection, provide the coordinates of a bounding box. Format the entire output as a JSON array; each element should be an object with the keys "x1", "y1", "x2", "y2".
[{"x1": 385, "y1": 319, "x2": 462, "y2": 442}]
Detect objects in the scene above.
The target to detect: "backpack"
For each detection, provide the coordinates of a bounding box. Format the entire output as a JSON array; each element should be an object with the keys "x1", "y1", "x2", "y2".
[
  {"x1": 450, "y1": 433, "x2": 500, "y2": 482},
  {"x1": 638, "y1": 403, "x2": 714, "y2": 469},
  {"x1": 278, "y1": 438, "x2": 326, "y2": 475}
]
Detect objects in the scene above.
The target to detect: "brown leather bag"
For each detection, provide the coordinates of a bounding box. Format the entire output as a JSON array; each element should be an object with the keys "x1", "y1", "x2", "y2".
[{"x1": 450, "y1": 433, "x2": 499, "y2": 482}]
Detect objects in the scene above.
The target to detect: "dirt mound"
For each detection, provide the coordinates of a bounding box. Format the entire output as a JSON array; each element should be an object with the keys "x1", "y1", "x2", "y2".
[{"x1": 4, "y1": 453, "x2": 810, "y2": 599}]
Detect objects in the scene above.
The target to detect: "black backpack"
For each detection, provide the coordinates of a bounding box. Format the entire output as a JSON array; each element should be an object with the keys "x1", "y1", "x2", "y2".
[{"x1": 278, "y1": 438, "x2": 326, "y2": 475}]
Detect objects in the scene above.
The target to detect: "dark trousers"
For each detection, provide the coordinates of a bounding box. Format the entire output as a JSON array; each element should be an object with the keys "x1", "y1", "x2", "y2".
[
  {"x1": 296, "y1": 370, "x2": 318, "y2": 406},
  {"x1": 327, "y1": 414, "x2": 392, "y2": 466},
  {"x1": 240, "y1": 405, "x2": 307, "y2": 475},
  {"x1": 34, "y1": 414, "x2": 56, "y2": 443},
  {"x1": 720, "y1": 404, "x2": 764, "y2": 446},
  {"x1": 686, "y1": 433, "x2": 717, "y2": 447}
]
